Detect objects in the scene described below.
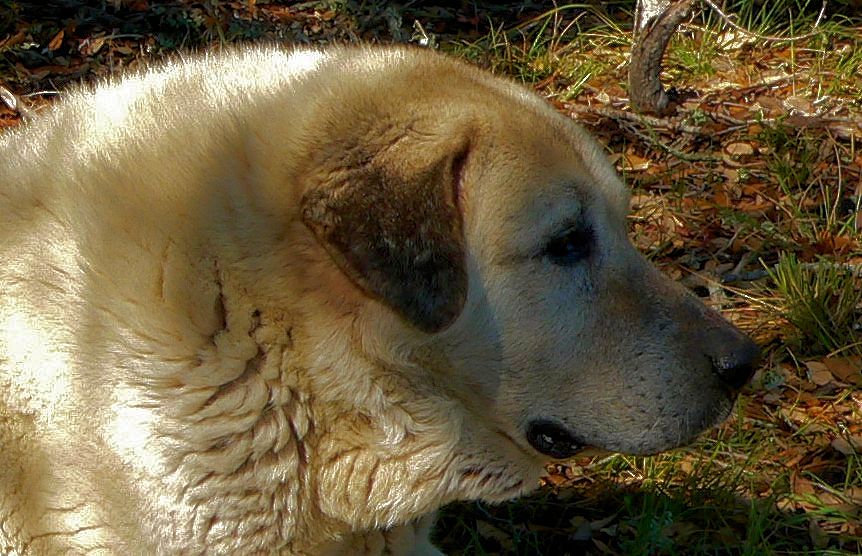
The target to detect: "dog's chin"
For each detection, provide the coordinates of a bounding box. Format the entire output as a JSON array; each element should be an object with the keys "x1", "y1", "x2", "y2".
[
  {"x1": 531, "y1": 394, "x2": 738, "y2": 459},
  {"x1": 613, "y1": 396, "x2": 737, "y2": 456}
]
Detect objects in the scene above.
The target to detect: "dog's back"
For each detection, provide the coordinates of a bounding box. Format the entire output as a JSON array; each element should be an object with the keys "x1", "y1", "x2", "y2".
[{"x1": 0, "y1": 46, "x2": 332, "y2": 554}]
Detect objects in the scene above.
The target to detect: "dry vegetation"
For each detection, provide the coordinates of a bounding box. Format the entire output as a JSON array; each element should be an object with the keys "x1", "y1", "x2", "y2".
[{"x1": 1, "y1": 1, "x2": 861, "y2": 554}]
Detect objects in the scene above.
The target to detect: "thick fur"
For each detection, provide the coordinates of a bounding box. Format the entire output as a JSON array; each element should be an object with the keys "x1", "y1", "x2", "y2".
[{"x1": 0, "y1": 45, "x2": 757, "y2": 555}]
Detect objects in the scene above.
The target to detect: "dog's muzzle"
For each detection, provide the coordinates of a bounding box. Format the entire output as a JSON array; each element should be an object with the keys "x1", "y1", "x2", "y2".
[{"x1": 526, "y1": 420, "x2": 584, "y2": 459}]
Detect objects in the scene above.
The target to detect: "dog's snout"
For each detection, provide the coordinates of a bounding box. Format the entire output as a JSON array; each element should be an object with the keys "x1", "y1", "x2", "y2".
[
  {"x1": 525, "y1": 420, "x2": 584, "y2": 460},
  {"x1": 708, "y1": 330, "x2": 760, "y2": 390}
]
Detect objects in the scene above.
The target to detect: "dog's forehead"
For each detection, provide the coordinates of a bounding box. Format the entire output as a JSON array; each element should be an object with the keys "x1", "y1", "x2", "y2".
[
  {"x1": 473, "y1": 105, "x2": 630, "y2": 226},
  {"x1": 324, "y1": 48, "x2": 629, "y2": 226},
  {"x1": 414, "y1": 65, "x2": 631, "y2": 222}
]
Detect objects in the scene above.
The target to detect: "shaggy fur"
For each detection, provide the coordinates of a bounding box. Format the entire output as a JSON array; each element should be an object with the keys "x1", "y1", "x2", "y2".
[{"x1": 0, "y1": 45, "x2": 757, "y2": 554}]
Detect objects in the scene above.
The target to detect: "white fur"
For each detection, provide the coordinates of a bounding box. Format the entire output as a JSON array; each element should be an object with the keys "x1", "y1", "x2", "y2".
[{"x1": 0, "y1": 45, "x2": 753, "y2": 554}]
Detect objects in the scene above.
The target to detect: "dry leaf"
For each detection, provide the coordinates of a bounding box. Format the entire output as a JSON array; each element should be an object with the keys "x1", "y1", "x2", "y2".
[
  {"x1": 832, "y1": 434, "x2": 862, "y2": 455},
  {"x1": 48, "y1": 30, "x2": 64, "y2": 51},
  {"x1": 845, "y1": 486, "x2": 862, "y2": 504},
  {"x1": 621, "y1": 153, "x2": 650, "y2": 171},
  {"x1": 822, "y1": 355, "x2": 862, "y2": 385},
  {"x1": 779, "y1": 406, "x2": 811, "y2": 427},
  {"x1": 544, "y1": 473, "x2": 567, "y2": 486},
  {"x1": 713, "y1": 188, "x2": 730, "y2": 207},
  {"x1": 81, "y1": 36, "x2": 106, "y2": 56},
  {"x1": 804, "y1": 361, "x2": 833, "y2": 386},
  {"x1": 832, "y1": 436, "x2": 855, "y2": 455},
  {"x1": 725, "y1": 142, "x2": 755, "y2": 157},
  {"x1": 784, "y1": 96, "x2": 815, "y2": 115}
]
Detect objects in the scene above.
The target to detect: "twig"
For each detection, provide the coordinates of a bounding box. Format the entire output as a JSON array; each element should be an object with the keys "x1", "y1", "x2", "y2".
[
  {"x1": 571, "y1": 104, "x2": 721, "y2": 162},
  {"x1": 571, "y1": 104, "x2": 703, "y2": 135},
  {"x1": 721, "y1": 269, "x2": 770, "y2": 283},
  {"x1": 698, "y1": 72, "x2": 810, "y2": 99},
  {"x1": 722, "y1": 262, "x2": 862, "y2": 284}
]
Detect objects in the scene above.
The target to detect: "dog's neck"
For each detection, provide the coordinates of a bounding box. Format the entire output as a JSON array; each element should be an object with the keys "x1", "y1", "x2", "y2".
[{"x1": 102, "y1": 250, "x2": 443, "y2": 552}]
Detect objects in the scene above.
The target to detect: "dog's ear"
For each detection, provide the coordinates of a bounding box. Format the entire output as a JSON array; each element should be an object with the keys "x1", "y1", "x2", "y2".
[{"x1": 301, "y1": 135, "x2": 469, "y2": 333}]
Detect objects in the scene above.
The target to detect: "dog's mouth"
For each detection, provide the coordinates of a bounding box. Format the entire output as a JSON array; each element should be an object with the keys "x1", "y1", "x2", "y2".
[{"x1": 525, "y1": 419, "x2": 587, "y2": 460}]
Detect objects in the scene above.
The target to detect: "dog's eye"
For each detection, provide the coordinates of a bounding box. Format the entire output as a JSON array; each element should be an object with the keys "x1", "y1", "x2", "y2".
[{"x1": 544, "y1": 226, "x2": 593, "y2": 265}]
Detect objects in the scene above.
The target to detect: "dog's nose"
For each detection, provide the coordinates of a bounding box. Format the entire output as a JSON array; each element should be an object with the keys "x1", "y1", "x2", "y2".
[
  {"x1": 526, "y1": 420, "x2": 584, "y2": 459},
  {"x1": 709, "y1": 333, "x2": 760, "y2": 390}
]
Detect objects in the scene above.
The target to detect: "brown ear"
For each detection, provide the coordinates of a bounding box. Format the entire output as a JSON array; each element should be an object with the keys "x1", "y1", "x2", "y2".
[{"x1": 301, "y1": 138, "x2": 469, "y2": 333}]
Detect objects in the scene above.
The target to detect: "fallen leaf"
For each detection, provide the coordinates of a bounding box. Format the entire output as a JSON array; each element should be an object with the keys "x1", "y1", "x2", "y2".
[
  {"x1": 845, "y1": 486, "x2": 862, "y2": 504},
  {"x1": 48, "y1": 29, "x2": 65, "y2": 51},
  {"x1": 832, "y1": 435, "x2": 862, "y2": 455},
  {"x1": 822, "y1": 356, "x2": 862, "y2": 385},
  {"x1": 0, "y1": 30, "x2": 26, "y2": 50},
  {"x1": 725, "y1": 142, "x2": 755, "y2": 157},
  {"x1": 81, "y1": 36, "x2": 106, "y2": 56},
  {"x1": 785, "y1": 96, "x2": 815, "y2": 115},
  {"x1": 804, "y1": 361, "x2": 833, "y2": 386},
  {"x1": 620, "y1": 153, "x2": 650, "y2": 172},
  {"x1": 544, "y1": 473, "x2": 567, "y2": 486},
  {"x1": 713, "y1": 190, "x2": 730, "y2": 207}
]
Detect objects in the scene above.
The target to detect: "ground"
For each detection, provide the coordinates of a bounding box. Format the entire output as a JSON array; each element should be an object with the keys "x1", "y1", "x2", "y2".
[{"x1": 1, "y1": 1, "x2": 860, "y2": 554}]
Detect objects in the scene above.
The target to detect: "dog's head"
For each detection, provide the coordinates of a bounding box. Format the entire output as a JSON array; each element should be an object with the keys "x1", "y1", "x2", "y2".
[{"x1": 296, "y1": 47, "x2": 758, "y2": 472}]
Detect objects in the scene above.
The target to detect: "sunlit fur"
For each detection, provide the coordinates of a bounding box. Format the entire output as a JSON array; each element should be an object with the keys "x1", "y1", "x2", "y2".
[{"x1": 0, "y1": 45, "x2": 751, "y2": 554}]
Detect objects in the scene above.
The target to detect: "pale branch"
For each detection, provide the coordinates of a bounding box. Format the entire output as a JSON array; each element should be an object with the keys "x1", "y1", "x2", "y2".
[
  {"x1": 635, "y1": 0, "x2": 672, "y2": 32},
  {"x1": 570, "y1": 104, "x2": 705, "y2": 135},
  {"x1": 629, "y1": 0, "x2": 831, "y2": 116},
  {"x1": 628, "y1": 0, "x2": 695, "y2": 115}
]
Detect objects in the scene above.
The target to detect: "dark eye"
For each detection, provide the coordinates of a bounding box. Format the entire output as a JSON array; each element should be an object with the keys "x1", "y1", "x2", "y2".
[{"x1": 544, "y1": 226, "x2": 593, "y2": 265}]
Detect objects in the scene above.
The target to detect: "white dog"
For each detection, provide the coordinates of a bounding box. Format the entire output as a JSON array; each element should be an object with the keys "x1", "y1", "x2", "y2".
[{"x1": 0, "y1": 45, "x2": 758, "y2": 554}]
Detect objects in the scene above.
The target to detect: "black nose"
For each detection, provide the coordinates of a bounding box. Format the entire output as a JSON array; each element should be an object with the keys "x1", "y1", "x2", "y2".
[
  {"x1": 526, "y1": 420, "x2": 584, "y2": 459},
  {"x1": 710, "y1": 334, "x2": 760, "y2": 390}
]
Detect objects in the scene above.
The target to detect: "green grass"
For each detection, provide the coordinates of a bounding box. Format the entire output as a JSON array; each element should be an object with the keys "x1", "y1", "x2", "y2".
[
  {"x1": 444, "y1": 4, "x2": 628, "y2": 98},
  {"x1": 769, "y1": 254, "x2": 862, "y2": 355},
  {"x1": 758, "y1": 125, "x2": 818, "y2": 198}
]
